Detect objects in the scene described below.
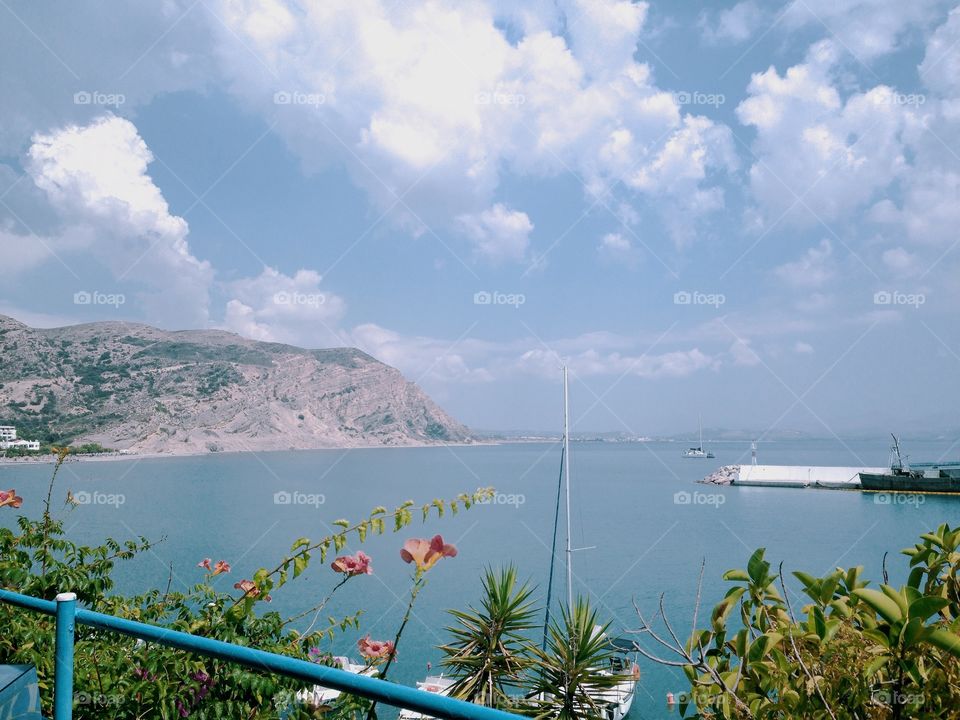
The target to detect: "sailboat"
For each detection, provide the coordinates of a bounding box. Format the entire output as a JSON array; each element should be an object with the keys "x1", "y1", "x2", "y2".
[
  {"x1": 543, "y1": 366, "x2": 637, "y2": 720},
  {"x1": 681, "y1": 414, "x2": 714, "y2": 458}
]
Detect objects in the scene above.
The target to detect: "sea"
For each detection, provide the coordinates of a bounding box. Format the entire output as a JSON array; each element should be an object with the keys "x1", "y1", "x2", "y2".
[{"x1": 2, "y1": 437, "x2": 959, "y2": 718}]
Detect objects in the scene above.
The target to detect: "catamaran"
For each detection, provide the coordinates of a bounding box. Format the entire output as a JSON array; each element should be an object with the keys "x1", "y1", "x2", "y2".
[
  {"x1": 682, "y1": 414, "x2": 714, "y2": 458},
  {"x1": 295, "y1": 657, "x2": 376, "y2": 710}
]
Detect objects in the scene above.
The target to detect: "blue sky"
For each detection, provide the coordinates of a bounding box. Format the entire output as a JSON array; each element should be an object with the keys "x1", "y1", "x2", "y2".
[{"x1": 1, "y1": 0, "x2": 959, "y2": 436}]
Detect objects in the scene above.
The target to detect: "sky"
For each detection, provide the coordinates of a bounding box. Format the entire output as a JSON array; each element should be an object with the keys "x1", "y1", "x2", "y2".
[{"x1": 1, "y1": 0, "x2": 959, "y2": 437}]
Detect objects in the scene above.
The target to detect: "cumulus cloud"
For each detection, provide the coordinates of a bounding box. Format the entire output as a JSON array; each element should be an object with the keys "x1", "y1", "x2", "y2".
[
  {"x1": 516, "y1": 346, "x2": 716, "y2": 379},
  {"x1": 597, "y1": 232, "x2": 639, "y2": 266},
  {"x1": 223, "y1": 266, "x2": 347, "y2": 346},
  {"x1": 774, "y1": 239, "x2": 835, "y2": 288},
  {"x1": 212, "y1": 0, "x2": 736, "y2": 247},
  {"x1": 26, "y1": 115, "x2": 213, "y2": 325},
  {"x1": 458, "y1": 204, "x2": 533, "y2": 264},
  {"x1": 737, "y1": 41, "x2": 914, "y2": 228},
  {"x1": 700, "y1": 1, "x2": 767, "y2": 44}
]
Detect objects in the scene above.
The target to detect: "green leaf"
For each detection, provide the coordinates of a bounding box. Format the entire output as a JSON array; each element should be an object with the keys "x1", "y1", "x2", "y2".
[
  {"x1": 853, "y1": 588, "x2": 904, "y2": 624},
  {"x1": 747, "y1": 548, "x2": 769, "y2": 585},
  {"x1": 923, "y1": 628, "x2": 960, "y2": 657},
  {"x1": 908, "y1": 596, "x2": 949, "y2": 622}
]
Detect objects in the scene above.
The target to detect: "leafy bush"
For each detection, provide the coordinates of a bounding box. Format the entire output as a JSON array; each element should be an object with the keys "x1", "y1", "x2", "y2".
[{"x1": 638, "y1": 525, "x2": 960, "y2": 719}]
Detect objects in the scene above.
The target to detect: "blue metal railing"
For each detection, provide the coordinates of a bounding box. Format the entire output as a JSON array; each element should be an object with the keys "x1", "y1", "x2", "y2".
[{"x1": 0, "y1": 588, "x2": 521, "y2": 720}]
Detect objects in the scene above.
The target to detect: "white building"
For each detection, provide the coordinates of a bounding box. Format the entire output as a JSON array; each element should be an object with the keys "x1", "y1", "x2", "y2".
[{"x1": 0, "y1": 426, "x2": 40, "y2": 451}]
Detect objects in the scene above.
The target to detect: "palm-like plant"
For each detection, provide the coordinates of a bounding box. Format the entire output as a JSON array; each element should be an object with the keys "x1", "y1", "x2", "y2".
[
  {"x1": 440, "y1": 565, "x2": 539, "y2": 708},
  {"x1": 528, "y1": 598, "x2": 625, "y2": 720}
]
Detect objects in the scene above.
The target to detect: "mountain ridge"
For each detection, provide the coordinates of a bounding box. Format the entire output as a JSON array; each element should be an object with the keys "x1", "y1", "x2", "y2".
[{"x1": 0, "y1": 314, "x2": 470, "y2": 453}]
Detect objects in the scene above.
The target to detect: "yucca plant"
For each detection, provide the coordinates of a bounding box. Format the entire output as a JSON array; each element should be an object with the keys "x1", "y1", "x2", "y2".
[
  {"x1": 527, "y1": 598, "x2": 625, "y2": 720},
  {"x1": 440, "y1": 566, "x2": 539, "y2": 708}
]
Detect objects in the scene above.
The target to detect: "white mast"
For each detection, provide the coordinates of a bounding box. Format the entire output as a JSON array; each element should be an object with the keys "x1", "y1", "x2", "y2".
[
  {"x1": 698, "y1": 413, "x2": 703, "y2": 451},
  {"x1": 563, "y1": 366, "x2": 573, "y2": 611}
]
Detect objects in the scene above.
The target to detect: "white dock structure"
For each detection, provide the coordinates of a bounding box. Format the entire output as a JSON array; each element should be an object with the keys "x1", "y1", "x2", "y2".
[{"x1": 702, "y1": 464, "x2": 888, "y2": 489}]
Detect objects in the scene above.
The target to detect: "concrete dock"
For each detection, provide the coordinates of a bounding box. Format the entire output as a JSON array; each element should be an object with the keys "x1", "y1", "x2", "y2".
[{"x1": 701, "y1": 464, "x2": 888, "y2": 489}]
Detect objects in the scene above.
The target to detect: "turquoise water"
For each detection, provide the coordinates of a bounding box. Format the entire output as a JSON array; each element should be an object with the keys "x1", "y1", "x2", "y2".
[{"x1": 2, "y1": 439, "x2": 960, "y2": 718}]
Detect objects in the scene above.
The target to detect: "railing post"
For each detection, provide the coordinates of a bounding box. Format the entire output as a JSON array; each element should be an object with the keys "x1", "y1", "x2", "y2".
[{"x1": 54, "y1": 592, "x2": 76, "y2": 720}]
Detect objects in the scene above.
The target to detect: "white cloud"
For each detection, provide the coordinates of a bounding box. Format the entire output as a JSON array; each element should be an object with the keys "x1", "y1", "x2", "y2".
[
  {"x1": 212, "y1": 0, "x2": 736, "y2": 247},
  {"x1": 881, "y1": 247, "x2": 920, "y2": 274},
  {"x1": 920, "y1": 7, "x2": 960, "y2": 97},
  {"x1": 223, "y1": 266, "x2": 347, "y2": 347},
  {"x1": 458, "y1": 204, "x2": 533, "y2": 264},
  {"x1": 516, "y1": 346, "x2": 716, "y2": 379},
  {"x1": 700, "y1": 1, "x2": 767, "y2": 44},
  {"x1": 781, "y1": 0, "x2": 946, "y2": 61},
  {"x1": 794, "y1": 341, "x2": 814, "y2": 354},
  {"x1": 737, "y1": 41, "x2": 914, "y2": 228},
  {"x1": 729, "y1": 338, "x2": 761, "y2": 366},
  {"x1": 774, "y1": 239, "x2": 834, "y2": 288},
  {"x1": 26, "y1": 115, "x2": 213, "y2": 325},
  {"x1": 597, "y1": 232, "x2": 639, "y2": 266}
]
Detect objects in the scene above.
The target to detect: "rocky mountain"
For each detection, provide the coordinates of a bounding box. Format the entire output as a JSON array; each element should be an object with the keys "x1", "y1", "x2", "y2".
[{"x1": 0, "y1": 315, "x2": 471, "y2": 454}]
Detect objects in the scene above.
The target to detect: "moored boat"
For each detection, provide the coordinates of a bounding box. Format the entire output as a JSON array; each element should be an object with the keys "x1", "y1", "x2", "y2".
[{"x1": 858, "y1": 435, "x2": 960, "y2": 494}]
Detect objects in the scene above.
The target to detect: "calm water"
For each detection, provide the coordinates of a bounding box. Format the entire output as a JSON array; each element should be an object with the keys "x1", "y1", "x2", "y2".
[{"x1": 3, "y1": 438, "x2": 960, "y2": 718}]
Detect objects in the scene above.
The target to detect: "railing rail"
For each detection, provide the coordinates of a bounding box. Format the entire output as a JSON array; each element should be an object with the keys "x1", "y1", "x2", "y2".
[{"x1": 0, "y1": 588, "x2": 521, "y2": 720}]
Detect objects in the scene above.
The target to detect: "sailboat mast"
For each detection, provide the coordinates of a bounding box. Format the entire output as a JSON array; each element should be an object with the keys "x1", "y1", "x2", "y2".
[
  {"x1": 563, "y1": 366, "x2": 573, "y2": 611},
  {"x1": 698, "y1": 413, "x2": 703, "y2": 451}
]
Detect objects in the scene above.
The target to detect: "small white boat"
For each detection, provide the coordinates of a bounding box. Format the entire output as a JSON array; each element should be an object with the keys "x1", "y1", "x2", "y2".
[
  {"x1": 296, "y1": 657, "x2": 376, "y2": 709},
  {"x1": 398, "y1": 675, "x2": 456, "y2": 720},
  {"x1": 682, "y1": 414, "x2": 714, "y2": 458}
]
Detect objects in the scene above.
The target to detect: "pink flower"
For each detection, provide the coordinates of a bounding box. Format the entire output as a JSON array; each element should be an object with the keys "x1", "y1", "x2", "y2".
[
  {"x1": 0, "y1": 489, "x2": 23, "y2": 509},
  {"x1": 400, "y1": 535, "x2": 457, "y2": 571},
  {"x1": 197, "y1": 558, "x2": 212, "y2": 571},
  {"x1": 213, "y1": 560, "x2": 231, "y2": 576},
  {"x1": 233, "y1": 579, "x2": 271, "y2": 602},
  {"x1": 331, "y1": 551, "x2": 372, "y2": 576},
  {"x1": 357, "y1": 635, "x2": 395, "y2": 662}
]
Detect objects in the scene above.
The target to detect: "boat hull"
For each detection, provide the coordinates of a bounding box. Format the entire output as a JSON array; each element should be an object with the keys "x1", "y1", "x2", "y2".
[{"x1": 858, "y1": 472, "x2": 960, "y2": 493}]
